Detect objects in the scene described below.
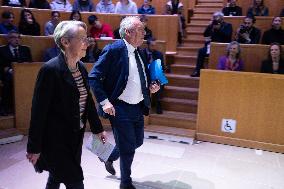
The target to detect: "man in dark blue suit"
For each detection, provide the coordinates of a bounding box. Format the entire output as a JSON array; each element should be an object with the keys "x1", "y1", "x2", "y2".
[
  {"x1": 0, "y1": 30, "x2": 32, "y2": 115},
  {"x1": 89, "y1": 16, "x2": 160, "y2": 189}
]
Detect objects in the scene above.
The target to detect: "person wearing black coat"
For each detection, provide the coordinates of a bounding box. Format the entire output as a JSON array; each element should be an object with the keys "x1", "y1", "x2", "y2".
[
  {"x1": 0, "y1": 30, "x2": 32, "y2": 115},
  {"x1": 29, "y1": 0, "x2": 51, "y2": 9},
  {"x1": 235, "y1": 16, "x2": 261, "y2": 44},
  {"x1": 222, "y1": 0, "x2": 242, "y2": 16},
  {"x1": 191, "y1": 11, "x2": 233, "y2": 77},
  {"x1": 261, "y1": 43, "x2": 284, "y2": 74},
  {"x1": 262, "y1": 17, "x2": 284, "y2": 45},
  {"x1": 26, "y1": 21, "x2": 106, "y2": 189},
  {"x1": 18, "y1": 9, "x2": 40, "y2": 36}
]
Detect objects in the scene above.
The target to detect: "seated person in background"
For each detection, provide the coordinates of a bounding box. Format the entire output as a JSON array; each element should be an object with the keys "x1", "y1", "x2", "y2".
[
  {"x1": 88, "y1": 15, "x2": 114, "y2": 39},
  {"x1": 261, "y1": 43, "x2": 284, "y2": 74},
  {"x1": 165, "y1": 0, "x2": 186, "y2": 45},
  {"x1": 138, "y1": 0, "x2": 155, "y2": 15},
  {"x1": 222, "y1": 0, "x2": 242, "y2": 16},
  {"x1": 140, "y1": 15, "x2": 153, "y2": 40},
  {"x1": 44, "y1": 11, "x2": 60, "y2": 36},
  {"x1": 217, "y1": 41, "x2": 244, "y2": 71},
  {"x1": 73, "y1": 0, "x2": 95, "y2": 12},
  {"x1": 18, "y1": 9, "x2": 40, "y2": 36},
  {"x1": 2, "y1": 0, "x2": 26, "y2": 7},
  {"x1": 81, "y1": 37, "x2": 102, "y2": 62},
  {"x1": 0, "y1": 11, "x2": 18, "y2": 34},
  {"x1": 280, "y1": 8, "x2": 284, "y2": 17},
  {"x1": 50, "y1": 0, "x2": 72, "y2": 11},
  {"x1": 115, "y1": 0, "x2": 138, "y2": 14},
  {"x1": 69, "y1": 10, "x2": 82, "y2": 21},
  {"x1": 191, "y1": 12, "x2": 233, "y2": 77},
  {"x1": 113, "y1": 16, "x2": 126, "y2": 39},
  {"x1": 247, "y1": 0, "x2": 268, "y2": 17},
  {"x1": 141, "y1": 38, "x2": 165, "y2": 114},
  {"x1": 29, "y1": 0, "x2": 51, "y2": 9},
  {"x1": 95, "y1": 0, "x2": 115, "y2": 13},
  {"x1": 235, "y1": 15, "x2": 261, "y2": 44},
  {"x1": 262, "y1": 17, "x2": 284, "y2": 45},
  {"x1": 0, "y1": 30, "x2": 32, "y2": 115},
  {"x1": 43, "y1": 44, "x2": 60, "y2": 62}
]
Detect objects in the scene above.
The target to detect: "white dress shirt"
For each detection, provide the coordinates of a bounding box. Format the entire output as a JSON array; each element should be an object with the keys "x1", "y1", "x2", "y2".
[{"x1": 100, "y1": 39, "x2": 147, "y2": 106}]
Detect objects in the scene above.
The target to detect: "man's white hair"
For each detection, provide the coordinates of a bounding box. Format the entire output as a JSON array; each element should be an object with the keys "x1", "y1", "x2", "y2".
[
  {"x1": 119, "y1": 16, "x2": 140, "y2": 39},
  {"x1": 53, "y1": 20, "x2": 87, "y2": 50},
  {"x1": 213, "y1": 11, "x2": 224, "y2": 18}
]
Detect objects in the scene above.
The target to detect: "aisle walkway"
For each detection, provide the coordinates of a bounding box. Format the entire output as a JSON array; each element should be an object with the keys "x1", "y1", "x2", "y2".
[{"x1": 1, "y1": 132, "x2": 284, "y2": 189}]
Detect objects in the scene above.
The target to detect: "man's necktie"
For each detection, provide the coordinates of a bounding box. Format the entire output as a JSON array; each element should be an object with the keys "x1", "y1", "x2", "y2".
[
  {"x1": 13, "y1": 48, "x2": 19, "y2": 61},
  {"x1": 134, "y1": 49, "x2": 151, "y2": 108}
]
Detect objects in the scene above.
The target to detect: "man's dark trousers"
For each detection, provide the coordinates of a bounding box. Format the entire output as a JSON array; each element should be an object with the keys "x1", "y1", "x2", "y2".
[{"x1": 109, "y1": 100, "x2": 144, "y2": 186}]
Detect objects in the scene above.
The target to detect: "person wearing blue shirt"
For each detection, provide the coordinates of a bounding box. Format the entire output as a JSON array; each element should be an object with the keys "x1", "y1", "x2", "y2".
[
  {"x1": 0, "y1": 11, "x2": 18, "y2": 34},
  {"x1": 138, "y1": 0, "x2": 155, "y2": 14}
]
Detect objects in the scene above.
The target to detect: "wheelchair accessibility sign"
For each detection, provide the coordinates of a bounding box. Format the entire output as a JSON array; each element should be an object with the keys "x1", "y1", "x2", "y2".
[{"x1": 221, "y1": 119, "x2": 236, "y2": 133}]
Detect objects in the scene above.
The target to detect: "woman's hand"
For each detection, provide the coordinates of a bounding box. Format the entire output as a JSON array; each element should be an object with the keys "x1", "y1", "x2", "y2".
[{"x1": 26, "y1": 153, "x2": 40, "y2": 165}]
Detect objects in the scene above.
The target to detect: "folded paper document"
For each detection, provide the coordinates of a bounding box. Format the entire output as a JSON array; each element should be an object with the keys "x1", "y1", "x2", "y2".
[
  {"x1": 86, "y1": 134, "x2": 115, "y2": 162},
  {"x1": 148, "y1": 59, "x2": 168, "y2": 85}
]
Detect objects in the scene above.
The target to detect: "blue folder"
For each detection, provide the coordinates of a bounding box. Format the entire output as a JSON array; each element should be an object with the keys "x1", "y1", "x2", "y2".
[{"x1": 148, "y1": 59, "x2": 168, "y2": 85}]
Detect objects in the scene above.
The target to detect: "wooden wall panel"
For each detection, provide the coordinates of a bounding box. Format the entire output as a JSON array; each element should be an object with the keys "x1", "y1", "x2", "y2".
[
  {"x1": 0, "y1": 6, "x2": 177, "y2": 52},
  {"x1": 196, "y1": 69, "x2": 284, "y2": 153},
  {"x1": 0, "y1": 35, "x2": 166, "y2": 62}
]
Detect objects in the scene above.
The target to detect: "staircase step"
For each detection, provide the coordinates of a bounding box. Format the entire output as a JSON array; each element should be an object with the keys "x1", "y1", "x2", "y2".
[
  {"x1": 198, "y1": 0, "x2": 223, "y2": 3},
  {"x1": 161, "y1": 97, "x2": 198, "y2": 113},
  {"x1": 182, "y1": 39, "x2": 205, "y2": 46},
  {"x1": 191, "y1": 15, "x2": 212, "y2": 20},
  {"x1": 0, "y1": 128, "x2": 24, "y2": 145},
  {"x1": 171, "y1": 64, "x2": 195, "y2": 74},
  {"x1": 166, "y1": 73, "x2": 199, "y2": 88},
  {"x1": 174, "y1": 55, "x2": 197, "y2": 65},
  {"x1": 190, "y1": 19, "x2": 211, "y2": 25},
  {"x1": 194, "y1": 13, "x2": 215, "y2": 18},
  {"x1": 198, "y1": 3, "x2": 223, "y2": 7},
  {"x1": 177, "y1": 46, "x2": 200, "y2": 56},
  {"x1": 145, "y1": 124, "x2": 196, "y2": 140},
  {"x1": 149, "y1": 111, "x2": 196, "y2": 129},
  {"x1": 195, "y1": 4, "x2": 224, "y2": 8},
  {"x1": 186, "y1": 24, "x2": 207, "y2": 32},
  {"x1": 0, "y1": 115, "x2": 14, "y2": 129},
  {"x1": 186, "y1": 34, "x2": 205, "y2": 41},
  {"x1": 164, "y1": 86, "x2": 199, "y2": 100},
  {"x1": 194, "y1": 7, "x2": 223, "y2": 12}
]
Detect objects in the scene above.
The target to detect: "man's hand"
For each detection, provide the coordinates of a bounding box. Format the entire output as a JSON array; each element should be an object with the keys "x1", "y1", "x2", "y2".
[
  {"x1": 149, "y1": 82, "x2": 160, "y2": 93},
  {"x1": 96, "y1": 131, "x2": 107, "y2": 144},
  {"x1": 102, "y1": 101, "x2": 115, "y2": 116},
  {"x1": 241, "y1": 32, "x2": 250, "y2": 41},
  {"x1": 26, "y1": 153, "x2": 40, "y2": 165}
]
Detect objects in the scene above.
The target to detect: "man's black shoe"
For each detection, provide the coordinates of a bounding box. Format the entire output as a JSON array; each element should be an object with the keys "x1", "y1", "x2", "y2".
[
  {"x1": 190, "y1": 71, "x2": 200, "y2": 77},
  {"x1": 104, "y1": 160, "x2": 116, "y2": 175},
  {"x1": 119, "y1": 183, "x2": 136, "y2": 189}
]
